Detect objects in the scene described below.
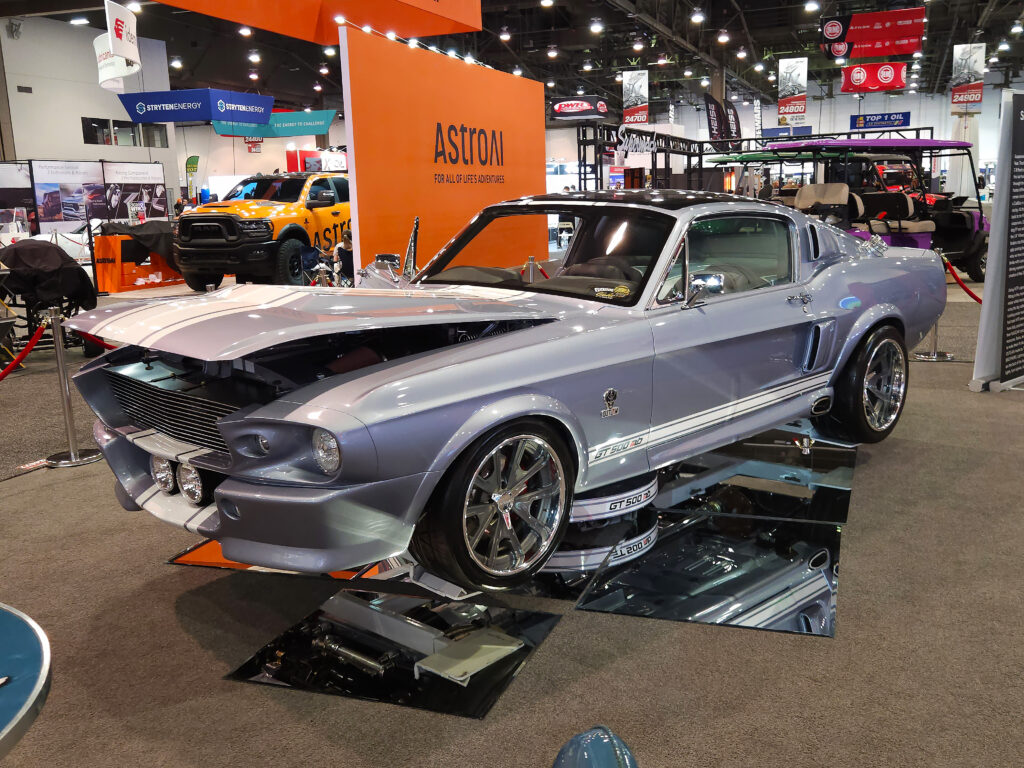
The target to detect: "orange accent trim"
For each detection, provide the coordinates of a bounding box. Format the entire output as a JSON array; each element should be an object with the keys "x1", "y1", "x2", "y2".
[{"x1": 171, "y1": 539, "x2": 377, "y2": 580}]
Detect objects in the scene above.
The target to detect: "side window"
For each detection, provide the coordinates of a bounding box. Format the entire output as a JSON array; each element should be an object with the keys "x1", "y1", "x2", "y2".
[
  {"x1": 307, "y1": 179, "x2": 333, "y2": 200},
  {"x1": 686, "y1": 216, "x2": 793, "y2": 295},
  {"x1": 330, "y1": 177, "x2": 350, "y2": 203}
]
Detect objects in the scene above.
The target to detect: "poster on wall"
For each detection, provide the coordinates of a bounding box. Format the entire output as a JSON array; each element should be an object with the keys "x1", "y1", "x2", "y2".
[
  {"x1": 101, "y1": 162, "x2": 168, "y2": 221},
  {"x1": 29, "y1": 160, "x2": 105, "y2": 233},
  {"x1": 840, "y1": 62, "x2": 907, "y2": 93},
  {"x1": 0, "y1": 162, "x2": 36, "y2": 234},
  {"x1": 622, "y1": 70, "x2": 649, "y2": 125},
  {"x1": 777, "y1": 57, "x2": 808, "y2": 126},
  {"x1": 951, "y1": 43, "x2": 985, "y2": 114}
]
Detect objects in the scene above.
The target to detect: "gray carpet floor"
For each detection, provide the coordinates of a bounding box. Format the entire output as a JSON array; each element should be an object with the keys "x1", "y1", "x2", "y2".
[{"x1": 3, "y1": 298, "x2": 1022, "y2": 766}]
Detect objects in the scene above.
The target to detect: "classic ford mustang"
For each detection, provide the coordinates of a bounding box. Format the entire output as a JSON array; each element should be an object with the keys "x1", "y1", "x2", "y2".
[{"x1": 68, "y1": 190, "x2": 945, "y2": 590}]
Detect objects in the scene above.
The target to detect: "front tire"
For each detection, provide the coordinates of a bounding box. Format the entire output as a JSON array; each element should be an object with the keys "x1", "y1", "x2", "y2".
[
  {"x1": 183, "y1": 272, "x2": 223, "y2": 292},
  {"x1": 409, "y1": 419, "x2": 575, "y2": 590},
  {"x1": 816, "y1": 324, "x2": 908, "y2": 443},
  {"x1": 273, "y1": 239, "x2": 305, "y2": 286}
]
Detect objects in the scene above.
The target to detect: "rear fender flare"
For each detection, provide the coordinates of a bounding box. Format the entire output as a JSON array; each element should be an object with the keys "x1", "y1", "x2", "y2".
[{"x1": 276, "y1": 224, "x2": 310, "y2": 246}]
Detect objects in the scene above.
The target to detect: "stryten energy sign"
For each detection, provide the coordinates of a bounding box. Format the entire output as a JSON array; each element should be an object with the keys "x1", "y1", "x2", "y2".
[{"x1": 117, "y1": 88, "x2": 273, "y2": 123}]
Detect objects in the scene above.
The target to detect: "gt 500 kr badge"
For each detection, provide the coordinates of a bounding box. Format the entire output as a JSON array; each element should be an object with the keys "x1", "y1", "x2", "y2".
[{"x1": 602, "y1": 388, "x2": 619, "y2": 418}]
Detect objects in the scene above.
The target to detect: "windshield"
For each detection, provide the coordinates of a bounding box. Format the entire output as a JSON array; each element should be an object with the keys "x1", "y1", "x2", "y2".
[
  {"x1": 418, "y1": 207, "x2": 675, "y2": 306},
  {"x1": 224, "y1": 177, "x2": 308, "y2": 203}
]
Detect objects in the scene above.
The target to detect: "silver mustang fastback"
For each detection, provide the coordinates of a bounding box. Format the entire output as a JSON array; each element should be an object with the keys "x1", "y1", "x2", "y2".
[{"x1": 69, "y1": 191, "x2": 945, "y2": 590}]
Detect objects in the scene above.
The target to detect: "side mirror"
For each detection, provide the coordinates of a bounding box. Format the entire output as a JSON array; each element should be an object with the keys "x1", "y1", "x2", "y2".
[
  {"x1": 374, "y1": 253, "x2": 401, "y2": 271},
  {"x1": 684, "y1": 272, "x2": 724, "y2": 307},
  {"x1": 307, "y1": 189, "x2": 336, "y2": 208}
]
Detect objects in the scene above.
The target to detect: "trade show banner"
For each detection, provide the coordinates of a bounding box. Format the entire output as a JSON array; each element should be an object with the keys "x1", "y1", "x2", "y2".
[
  {"x1": 0, "y1": 163, "x2": 35, "y2": 233},
  {"x1": 622, "y1": 70, "x2": 649, "y2": 125},
  {"x1": 822, "y1": 37, "x2": 921, "y2": 60},
  {"x1": 104, "y1": 0, "x2": 139, "y2": 64},
  {"x1": 339, "y1": 25, "x2": 544, "y2": 273},
  {"x1": 703, "y1": 93, "x2": 729, "y2": 151},
  {"x1": 777, "y1": 57, "x2": 808, "y2": 126},
  {"x1": 101, "y1": 161, "x2": 168, "y2": 221},
  {"x1": 973, "y1": 91, "x2": 1024, "y2": 391},
  {"x1": 840, "y1": 63, "x2": 907, "y2": 93},
  {"x1": 212, "y1": 109, "x2": 336, "y2": 138},
  {"x1": 185, "y1": 155, "x2": 199, "y2": 201},
  {"x1": 724, "y1": 99, "x2": 742, "y2": 144},
  {"x1": 551, "y1": 96, "x2": 608, "y2": 120},
  {"x1": 819, "y1": 7, "x2": 925, "y2": 44},
  {"x1": 753, "y1": 99, "x2": 763, "y2": 137},
  {"x1": 951, "y1": 43, "x2": 985, "y2": 114},
  {"x1": 850, "y1": 111, "x2": 911, "y2": 130},
  {"x1": 29, "y1": 160, "x2": 105, "y2": 234},
  {"x1": 117, "y1": 88, "x2": 273, "y2": 124},
  {"x1": 94, "y1": 33, "x2": 141, "y2": 93}
]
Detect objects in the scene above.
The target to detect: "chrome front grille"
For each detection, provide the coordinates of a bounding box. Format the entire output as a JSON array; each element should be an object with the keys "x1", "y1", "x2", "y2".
[{"x1": 105, "y1": 365, "x2": 237, "y2": 453}]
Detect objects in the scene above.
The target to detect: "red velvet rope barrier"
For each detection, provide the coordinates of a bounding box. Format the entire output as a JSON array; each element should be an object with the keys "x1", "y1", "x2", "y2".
[
  {"x1": 0, "y1": 322, "x2": 47, "y2": 383},
  {"x1": 76, "y1": 331, "x2": 117, "y2": 350},
  {"x1": 944, "y1": 258, "x2": 983, "y2": 304}
]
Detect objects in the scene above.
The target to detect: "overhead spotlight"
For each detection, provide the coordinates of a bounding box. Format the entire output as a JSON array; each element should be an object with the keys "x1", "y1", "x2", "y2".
[
  {"x1": 247, "y1": 50, "x2": 261, "y2": 64},
  {"x1": 804, "y1": 1, "x2": 820, "y2": 12},
  {"x1": 700, "y1": 76, "x2": 710, "y2": 87},
  {"x1": 69, "y1": 17, "x2": 89, "y2": 25},
  {"x1": 683, "y1": 68, "x2": 693, "y2": 77},
  {"x1": 717, "y1": 29, "x2": 730, "y2": 44},
  {"x1": 908, "y1": 88, "x2": 917, "y2": 94},
  {"x1": 983, "y1": 66, "x2": 990, "y2": 73},
  {"x1": 922, "y1": 35, "x2": 927, "y2": 40},
  {"x1": 547, "y1": 45, "x2": 558, "y2": 58},
  {"x1": 499, "y1": 26, "x2": 511, "y2": 41},
  {"x1": 999, "y1": 39, "x2": 1010, "y2": 51},
  {"x1": 691, "y1": 9, "x2": 705, "y2": 24},
  {"x1": 447, "y1": 48, "x2": 458, "y2": 57},
  {"x1": 513, "y1": 65, "x2": 523, "y2": 76},
  {"x1": 912, "y1": 50, "x2": 922, "y2": 58},
  {"x1": 754, "y1": 62, "x2": 764, "y2": 72},
  {"x1": 333, "y1": 14, "x2": 346, "y2": 25},
  {"x1": 582, "y1": 59, "x2": 593, "y2": 71},
  {"x1": 742, "y1": 100, "x2": 750, "y2": 105},
  {"x1": 657, "y1": 52, "x2": 668, "y2": 65},
  {"x1": 385, "y1": 30, "x2": 396, "y2": 40},
  {"x1": 169, "y1": 57, "x2": 183, "y2": 69},
  {"x1": 361, "y1": 24, "x2": 372, "y2": 33},
  {"x1": 767, "y1": 72, "x2": 777, "y2": 81},
  {"x1": 633, "y1": 38, "x2": 645, "y2": 51},
  {"x1": 1013, "y1": 20, "x2": 1023, "y2": 35},
  {"x1": 248, "y1": 70, "x2": 259, "y2": 81},
  {"x1": 238, "y1": 26, "x2": 252, "y2": 36},
  {"x1": 835, "y1": 57, "x2": 846, "y2": 65},
  {"x1": 910, "y1": 72, "x2": 919, "y2": 79},
  {"x1": 428, "y1": 45, "x2": 439, "y2": 52},
  {"x1": 590, "y1": 18, "x2": 604, "y2": 34},
  {"x1": 408, "y1": 38, "x2": 418, "y2": 48},
  {"x1": 989, "y1": 55, "x2": 999, "y2": 63},
  {"x1": 576, "y1": 85, "x2": 585, "y2": 95},
  {"x1": 912, "y1": 61, "x2": 921, "y2": 70},
  {"x1": 313, "y1": 81, "x2": 323, "y2": 91},
  {"x1": 324, "y1": 46, "x2": 336, "y2": 56},
  {"x1": 547, "y1": 80, "x2": 555, "y2": 87},
  {"x1": 303, "y1": 106, "x2": 312, "y2": 113},
  {"x1": 125, "y1": 1, "x2": 142, "y2": 12},
  {"x1": 319, "y1": 62, "x2": 329, "y2": 74},
  {"x1": 540, "y1": 0, "x2": 554, "y2": 7},
  {"x1": 736, "y1": 47, "x2": 747, "y2": 59},
  {"x1": 614, "y1": 72, "x2": 623, "y2": 82}
]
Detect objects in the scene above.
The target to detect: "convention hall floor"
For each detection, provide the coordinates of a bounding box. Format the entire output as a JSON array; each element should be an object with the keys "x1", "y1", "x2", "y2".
[{"x1": 2, "y1": 285, "x2": 1022, "y2": 766}]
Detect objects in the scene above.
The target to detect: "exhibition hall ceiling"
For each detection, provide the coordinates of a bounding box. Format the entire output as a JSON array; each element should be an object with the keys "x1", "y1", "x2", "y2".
[{"x1": 6, "y1": 0, "x2": 1023, "y2": 114}]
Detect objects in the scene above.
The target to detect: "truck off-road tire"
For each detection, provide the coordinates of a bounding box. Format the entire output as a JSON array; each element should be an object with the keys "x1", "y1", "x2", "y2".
[
  {"x1": 408, "y1": 419, "x2": 575, "y2": 591},
  {"x1": 815, "y1": 324, "x2": 908, "y2": 444},
  {"x1": 273, "y1": 239, "x2": 305, "y2": 286},
  {"x1": 183, "y1": 272, "x2": 224, "y2": 292}
]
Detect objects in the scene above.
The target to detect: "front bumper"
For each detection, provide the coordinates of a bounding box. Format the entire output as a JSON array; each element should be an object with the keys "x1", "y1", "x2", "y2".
[
  {"x1": 93, "y1": 420, "x2": 434, "y2": 573},
  {"x1": 174, "y1": 238, "x2": 279, "y2": 275}
]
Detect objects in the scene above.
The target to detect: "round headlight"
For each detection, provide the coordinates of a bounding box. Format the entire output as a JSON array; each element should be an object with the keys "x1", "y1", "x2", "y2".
[
  {"x1": 150, "y1": 456, "x2": 177, "y2": 494},
  {"x1": 312, "y1": 428, "x2": 341, "y2": 474},
  {"x1": 176, "y1": 463, "x2": 207, "y2": 505}
]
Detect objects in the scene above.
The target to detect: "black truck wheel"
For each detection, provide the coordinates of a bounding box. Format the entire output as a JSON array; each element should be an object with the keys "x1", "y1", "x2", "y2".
[
  {"x1": 273, "y1": 239, "x2": 305, "y2": 286},
  {"x1": 183, "y1": 272, "x2": 224, "y2": 292}
]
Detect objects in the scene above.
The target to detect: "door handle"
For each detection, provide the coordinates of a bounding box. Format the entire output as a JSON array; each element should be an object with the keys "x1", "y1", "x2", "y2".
[{"x1": 787, "y1": 292, "x2": 812, "y2": 304}]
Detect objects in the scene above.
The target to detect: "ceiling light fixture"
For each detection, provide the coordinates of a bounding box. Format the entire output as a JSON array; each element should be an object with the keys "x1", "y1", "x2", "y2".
[
  {"x1": 999, "y1": 39, "x2": 1010, "y2": 51},
  {"x1": 313, "y1": 82, "x2": 322, "y2": 91},
  {"x1": 547, "y1": 80, "x2": 555, "y2": 87},
  {"x1": 912, "y1": 61, "x2": 921, "y2": 70},
  {"x1": 657, "y1": 53, "x2": 668, "y2": 65},
  {"x1": 513, "y1": 65, "x2": 523, "y2": 76},
  {"x1": 238, "y1": 26, "x2": 252, "y2": 36},
  {"x1": 1014, "y1": 20, "x2": 1023, "y2": 35},
  {"x1": 743, "y1": 100, "x2": 750, "y2": 105},
  {"x1": 499, "y1": 26, "x2": 511, "y2": 41},
  {"x1": 691, "y1": 9, "x2": 705, "y2": 24},
  {"x1": 590, "y1": 19, "x2": 604, "y2": 34},
  {"x1": 717, "y1": 29, "x2": 730, "y2": 44},
  {"x1": 303, "y1": 107, "x2": 312, "y2": 113},
  {"x1": 170, "y1": 57, "x2": 183, "y2": 69},
  {"x1": 334, "y1": 15, "x2": 346, "y2": 25},
  {"x1": 126, "y1": 1, "x2": 141, "y2": 12},
  {"x1": 248, "y1": 70, "x2": 259, "y2": 81},
  {"x1": 247, "y1": 50, "x2": 261, "y2": 63},
  {"x1": 983, "y1": 66, "x2": 990, "y2": 73},
  {"x1": 69, "y1": 17, "x2": 89, "y2": 25},
  {"x1": 835, "y1": 57, "x2": 846, "y2": 65},
  {"x1": 683, "y1": 68, "x2": 693, "y2": 77},
  {"x1": 385, "y1": 30, "x2": 396, "y2": 40},
  {"x1": 361, "y1": 24, "x2": 371, "y2": 33},
  {"x1": 700, "y1": 76, "x2": 710, "y2": 87},
  {"x1": 615, "y1": 72, "x2": 623, "y2": 82},
  {"x1": 804, "y1": 1, "x2": 820, "y2": 12},
  {"x1": 754, "y1": 62, "x2": 764, "y2": 72},
  {"x1": 736, "y1": 47, "x2": 747, "y2": 59},
  {"x1": 465, "y1": 53, "x2": 474, "y2": 64},
  {"x1": 540, "y1": 0, "x2": 554, "y2": 7},
  {"x1": 633, "y1": 38, "x2": 645, "y2": 51},
  {"x1": 582, "y1": 59, "x2": 593, "y2": 71},
  {"x1": 912, "y1": 50, "x2": 922, "y2": 58},
  {"x1": 910, "y1": 72, "x2": 919, "y2": 79},
  {"x1": 767, "y1": 72, "x2": 777, "y2": 81},
  {"x1": 547, "y1": 45, "x2": 558, "y2": 58},
  {"x1": 319, "y1": 62, "x2": 329, "y2": 75},
  {"x1": 989, "y1": 54, "x2": 999, "y2": 63},
  {"x1": 908, "y1": 89, "x2": 917, "y2": 94},
  {"x1": 447, "y1": 48, "x2": 458, "y2": 57},
  {"x1": 408, "y1": 38, "x2": 418, "y2": 48},
  {"x1": 324, "y1": 46, "x2": 336, "y2": 56},
  {"x1": 576, "y1": 85, "x2": 585, "y2": 95}
]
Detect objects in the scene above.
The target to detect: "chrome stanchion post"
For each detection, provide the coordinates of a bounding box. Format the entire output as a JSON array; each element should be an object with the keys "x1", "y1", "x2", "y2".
[
  {"x1": 45, "y1": 307, "x2": 102, "y2": 468},
  {"x1": 914, "y1": 320, "x2": 954, "y2": 362}
]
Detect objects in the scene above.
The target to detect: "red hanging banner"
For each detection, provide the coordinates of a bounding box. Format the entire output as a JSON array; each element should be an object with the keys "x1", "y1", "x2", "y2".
[
  {"x1": 822, "y1": 37, "x2": 922, "y2": 60},
  {"x1": 821, "y1": 7, "x2": 925, "y2": 45},
  {"x1": 840, "y1": 62, "x2": 908, "y2": 93}
]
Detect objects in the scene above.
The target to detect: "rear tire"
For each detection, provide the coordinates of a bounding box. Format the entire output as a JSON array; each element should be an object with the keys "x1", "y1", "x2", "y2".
[
  {"x1": 964, "y1": 252, "x2": 986, "y2": 283},
  {"x1": 408, "y1": 419, "x2": 575, "y2": 591},
  {"x1": 273, "y1": 239, "x2": 305, "y2": 286},
  {"x1": 815, "y1": 324, "x2": 908, "y2": 444},
  {"x1": 183, "y1": 272, "x2": 223, "y2": 292}
]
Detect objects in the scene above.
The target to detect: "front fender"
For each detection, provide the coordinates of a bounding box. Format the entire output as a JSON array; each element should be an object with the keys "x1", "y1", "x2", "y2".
[
  {"x1": 427, "y1": 393, "x2": 590, "y2": 489},
  {"x1": 832, "y1": 302, "x2": 906, "y2": 375}
]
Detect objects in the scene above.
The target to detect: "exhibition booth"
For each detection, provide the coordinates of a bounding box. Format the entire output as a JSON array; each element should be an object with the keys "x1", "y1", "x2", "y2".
[{"x1": 2, "y1": 2, "x2": 1024, "y2": 766}]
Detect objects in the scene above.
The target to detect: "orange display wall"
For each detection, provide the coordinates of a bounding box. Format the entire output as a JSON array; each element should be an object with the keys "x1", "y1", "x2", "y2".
[
  {"x1": 338, "y1": 26, "x2": 546, "y2": 274},
  {"x1": 93, "y1": 235, "x2": 186, "y2": 294}
]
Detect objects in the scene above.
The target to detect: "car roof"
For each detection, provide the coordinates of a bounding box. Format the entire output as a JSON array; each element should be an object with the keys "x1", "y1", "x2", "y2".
[
  {"x1": 240, "y1": 172, "x2": 346, "y2": 180},
  {"x1": 518, "y1": 190, "x2": 744, "y2": 211}
]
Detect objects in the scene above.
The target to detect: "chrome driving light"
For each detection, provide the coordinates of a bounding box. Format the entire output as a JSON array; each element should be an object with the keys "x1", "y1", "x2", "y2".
[
  {"x1": 175, "y1": 463, "x2": 208, "y2": 506},
  {"x1": 312, "y1": 428, "x2": 341, "y2": 474},
  {"x1": 150, "y1": 456, "x2": 177, "y2": 494}
]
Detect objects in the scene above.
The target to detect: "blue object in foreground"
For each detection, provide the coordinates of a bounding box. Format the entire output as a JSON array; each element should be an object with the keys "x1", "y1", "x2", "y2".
[
  {"x1": 0, "y1": 603, "x2": 51, "y2": 760},
  {"x1": 552, "y1": 726, "x2": 639, "y2": 768}
]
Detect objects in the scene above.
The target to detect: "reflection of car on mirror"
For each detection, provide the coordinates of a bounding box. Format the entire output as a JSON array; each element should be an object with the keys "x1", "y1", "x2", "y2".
[{"x1": 68, "y1": 191, "x2": 945, "y2": 591}]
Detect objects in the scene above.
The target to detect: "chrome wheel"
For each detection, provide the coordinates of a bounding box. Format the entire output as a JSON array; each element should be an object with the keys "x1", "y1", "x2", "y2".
[
  {"x1": 462, "y1": 435, "x2": 567, "y2": 576},
  {"x1": 862, "y1": 338, "x2": 906, "y2": 432}
]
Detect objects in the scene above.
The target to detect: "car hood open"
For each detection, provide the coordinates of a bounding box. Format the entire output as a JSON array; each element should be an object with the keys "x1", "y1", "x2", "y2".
[{"x1": 65, "y1": 282, "x2": 576, "y2": 360}]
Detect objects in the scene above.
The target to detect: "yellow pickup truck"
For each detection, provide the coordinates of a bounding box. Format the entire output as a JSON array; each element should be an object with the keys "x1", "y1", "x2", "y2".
[{"x1": 173, "y1": 172, "x2": 351, "y2": 290}]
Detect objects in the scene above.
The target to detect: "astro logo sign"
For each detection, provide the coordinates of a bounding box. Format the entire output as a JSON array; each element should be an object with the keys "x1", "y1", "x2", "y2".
[{"x1": 434, "y1": 123, "x2": 505, "y2": 166}]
